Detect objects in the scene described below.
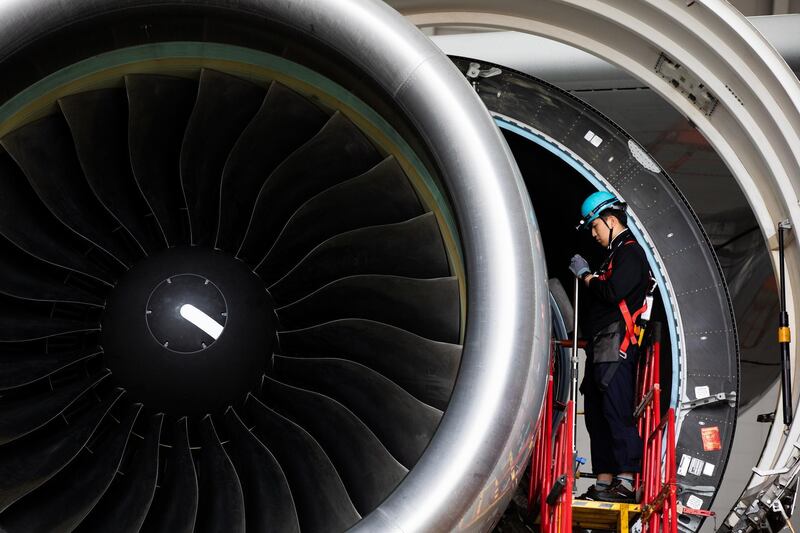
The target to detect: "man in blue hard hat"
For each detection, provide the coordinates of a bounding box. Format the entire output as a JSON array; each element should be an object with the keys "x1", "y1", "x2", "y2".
[{"x1": 568, "y1": 191, "x2": 650, "y2": 503}]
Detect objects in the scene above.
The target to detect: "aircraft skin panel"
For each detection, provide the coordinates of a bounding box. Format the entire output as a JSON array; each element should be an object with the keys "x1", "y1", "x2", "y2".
[{"x1": 449, "y1": 56, "x2": 738, "y2": 528}]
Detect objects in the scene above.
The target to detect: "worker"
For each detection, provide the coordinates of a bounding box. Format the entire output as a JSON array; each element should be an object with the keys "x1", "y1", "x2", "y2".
[{"x1": 568, "y1": 191, "x2": 651, "y2": 503}]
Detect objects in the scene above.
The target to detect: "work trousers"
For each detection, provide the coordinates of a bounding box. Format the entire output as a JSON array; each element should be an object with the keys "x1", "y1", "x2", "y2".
[{"x1": 583, "y1": 334, "x2": 643, "y2": 475}]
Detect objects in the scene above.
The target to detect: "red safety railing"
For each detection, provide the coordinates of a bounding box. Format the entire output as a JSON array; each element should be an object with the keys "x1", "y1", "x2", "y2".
[
  {"x1": 529, "y1": 330, "x2": 678, "y2": 532},
  {"x1": 635, "y1": 338, "x2": 678, "y2": 533},
  {"x1": 528, "y1": 374, "x2": 553, "y2": 529},
  {"x1": 529, "y1": 342, "x2": 573, "y2": 533},
  {"x1": 551, "y1": 401, "x2": 573, "y2": 533},
  {"x1": 635, "y1": 340, "x2": 660, "y2": 496}
]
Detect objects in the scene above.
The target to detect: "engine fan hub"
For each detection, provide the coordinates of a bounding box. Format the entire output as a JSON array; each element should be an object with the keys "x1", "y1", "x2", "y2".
[
  {"x1": 102, "y1": 246, "x2": 274, "y2": 417},
  {"x1": 146, "y1": 273, "x2": 228, "y2": 353}
]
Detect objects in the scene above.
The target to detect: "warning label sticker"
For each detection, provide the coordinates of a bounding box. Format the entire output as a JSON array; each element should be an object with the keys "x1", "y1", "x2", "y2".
[
  {"x1": 694, "y1": 386, "x2": 710, "y2": 399},
  {"x1": 678, "y1": 454, "x2": 716, "y2": 477},
  {"x1": 686, "y1": 494, "x2": 704, "y2": 510},
  {"x1": 689, "y1": 457, "x2": 705, "y2": 476},
  {"x1": 701, "y1": 426, "x2": 722, "y2": 451},
  {"x1": 678, "y1": 454, "x2": 691, "y2": 476}
]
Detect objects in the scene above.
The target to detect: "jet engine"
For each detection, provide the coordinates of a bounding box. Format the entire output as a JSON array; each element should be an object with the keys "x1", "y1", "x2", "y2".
[
  {"x1": 1, "y1": 0, "x2": 795, "y2": 532},
  {"x1": 0, "y1": 1, "x2": 548, "y2": 532}
]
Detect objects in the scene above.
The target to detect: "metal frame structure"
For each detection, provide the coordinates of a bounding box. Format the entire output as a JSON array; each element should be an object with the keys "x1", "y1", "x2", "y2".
[{"x1": 388, "y1": 0, "x2": 800, "y2": 528}]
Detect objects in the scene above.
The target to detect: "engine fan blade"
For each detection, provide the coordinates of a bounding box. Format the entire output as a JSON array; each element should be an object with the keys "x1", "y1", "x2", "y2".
[
  {"x1": 261, "y1": 375, "x2": 408, "y2": 515},
  {"x1": 59, "y1": 89, "x2": 161, "y2": 253},
  {"x1": 245, "y1": 394, "x2": 361, "y2": 533},
  {"x1": 278, "y1": 318, "x2": 460, "y2": 410},
  {"x1": 126, "y1": 74, "x2": 197, "y2": 246},
  {"x1": 269, "y1": 212, "x2": 449, "y2": 303},
  {"x1": 236, "y1": 111, "x2": 382, "y2": 263},
  {"x1": 216, "y1": 82, "x2": 329, "y2": 252},
  {"x1": 0, "y1": 370, "x2": 111, "y2": 445},
  {"x1": 0, "y1": 151, "x2": 113, "y2": 284},
  {"x1": 0, "y1": 345, "x2": 100, "y2": 391},
  {"x1": 272, "y1": 356, "x2": 442, "y2": 468},
  {"x1": 139, "y1": 417, "x2": 198, "y2": 533},
  {"x1": 257, "y1": 156, "x2": 425, "y2": 284},
  {"x1": 180, "y1": 69, "x2": 265, "y2": 246},
  {"x1": 0, "y1": 387, "x2": 124, "y2": 512},
  {"x1": 0, "y1": 236, "x2": 104, "y2": 307},
  {"x1": 75, "y1": 413, "x2": 164, "y2": 533},
  {"x1": 0, "y1": 297, "x2": 99, "y2": 342},
  {"x1": 1, "y1": 114, "x2": 135, "y2": 267},
  {"x1": 0, "y1": 403, "x2": 140, "y2": 533},
  {"x1": 193, "y1": 415, "x2": 245, "y2": 533},
  {"x1": 276, "y1": 275, "x2": 460, "y2": 343},
  {"x1": 220, "y1": 407, "x2": 300, "y2": 533}
]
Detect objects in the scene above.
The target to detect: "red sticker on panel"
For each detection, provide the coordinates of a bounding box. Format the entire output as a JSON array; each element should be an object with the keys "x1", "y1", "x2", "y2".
[{"x1": 701, "y1": 426, "x2": 722, "y2": 451}]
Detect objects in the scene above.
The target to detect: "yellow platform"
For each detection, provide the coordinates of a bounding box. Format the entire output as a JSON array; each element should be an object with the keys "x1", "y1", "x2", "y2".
[{"x1": 571, "y1": 499, "x2": 641, "y2": 532}]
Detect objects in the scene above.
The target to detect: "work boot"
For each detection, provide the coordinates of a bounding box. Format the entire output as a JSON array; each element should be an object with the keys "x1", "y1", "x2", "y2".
[
  {"x1": 595, "y1": 479, "x2": 636, "y2": 503},
  {"x1": 577, "y1": 483, "x2": 608, "y2": 501}
]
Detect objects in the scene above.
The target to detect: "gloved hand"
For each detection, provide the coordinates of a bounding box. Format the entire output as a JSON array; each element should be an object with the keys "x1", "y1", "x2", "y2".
[{"x1": 569, "y1": 254, "x2": 590, "y2": 278}]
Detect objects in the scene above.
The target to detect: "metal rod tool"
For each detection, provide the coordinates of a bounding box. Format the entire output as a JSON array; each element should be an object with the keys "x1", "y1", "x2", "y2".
[{"x1": 571, "y1": 276, "x2": 580, "y2": 454}]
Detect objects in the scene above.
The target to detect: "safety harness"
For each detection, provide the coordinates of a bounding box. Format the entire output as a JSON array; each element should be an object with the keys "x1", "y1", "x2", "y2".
[{"x1": 597, "y1": 239, "x2": 656, "y2": 359}]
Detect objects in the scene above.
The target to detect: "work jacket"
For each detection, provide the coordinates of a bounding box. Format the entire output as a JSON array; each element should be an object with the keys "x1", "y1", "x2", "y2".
[{"x1": 585, "y1": 229, "x2": 650, "y2": 363}]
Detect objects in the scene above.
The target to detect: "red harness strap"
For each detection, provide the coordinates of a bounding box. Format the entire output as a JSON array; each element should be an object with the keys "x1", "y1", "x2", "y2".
[
  {"x1": 619, "y1": 299, "x2": 647, "y2": 357},
  {"x1": 597, "y1": 239, "x2": 649, "y2": 358}
]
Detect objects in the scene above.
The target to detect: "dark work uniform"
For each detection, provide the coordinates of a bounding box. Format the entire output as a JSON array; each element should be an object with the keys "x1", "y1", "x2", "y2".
[{"x1": 582, "y1": 228, "x2": 649, "y2": 474}]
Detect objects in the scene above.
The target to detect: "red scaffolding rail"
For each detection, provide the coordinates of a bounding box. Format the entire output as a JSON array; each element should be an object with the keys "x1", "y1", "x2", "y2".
[
  {"x1": 528, "y1": 332, "x2": 678, "y2": 532},
  {"x1": 529, "y1": 343, "x2": 573, "y2": 533},
  {"x1": 528, "y1": 374, "x2": 552, "y2": 529},
  {"x1": 635, "y1": 339, "x2": 678, "y2": 533}
]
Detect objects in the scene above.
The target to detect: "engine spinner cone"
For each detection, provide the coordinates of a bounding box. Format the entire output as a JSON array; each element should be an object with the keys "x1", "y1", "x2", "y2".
[{"x1": 102, "y1": 246, "x2": 274, "y2": 417}]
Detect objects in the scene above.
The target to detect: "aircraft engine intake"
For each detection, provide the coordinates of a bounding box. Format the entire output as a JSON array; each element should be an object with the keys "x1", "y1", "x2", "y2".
[{"x1": 0, "y1": 0, "x2": 549, "y2": 532}]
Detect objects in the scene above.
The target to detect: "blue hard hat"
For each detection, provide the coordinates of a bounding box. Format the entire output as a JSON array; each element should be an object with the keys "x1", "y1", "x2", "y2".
[{"x1": 577, "y1": 191, "x2": 621, "y2": 229}]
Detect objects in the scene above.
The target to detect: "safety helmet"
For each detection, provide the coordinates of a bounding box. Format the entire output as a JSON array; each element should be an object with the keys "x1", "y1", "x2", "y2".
[{"x1": 577, "y1": 191, "x2": 623, "y2": 230}]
